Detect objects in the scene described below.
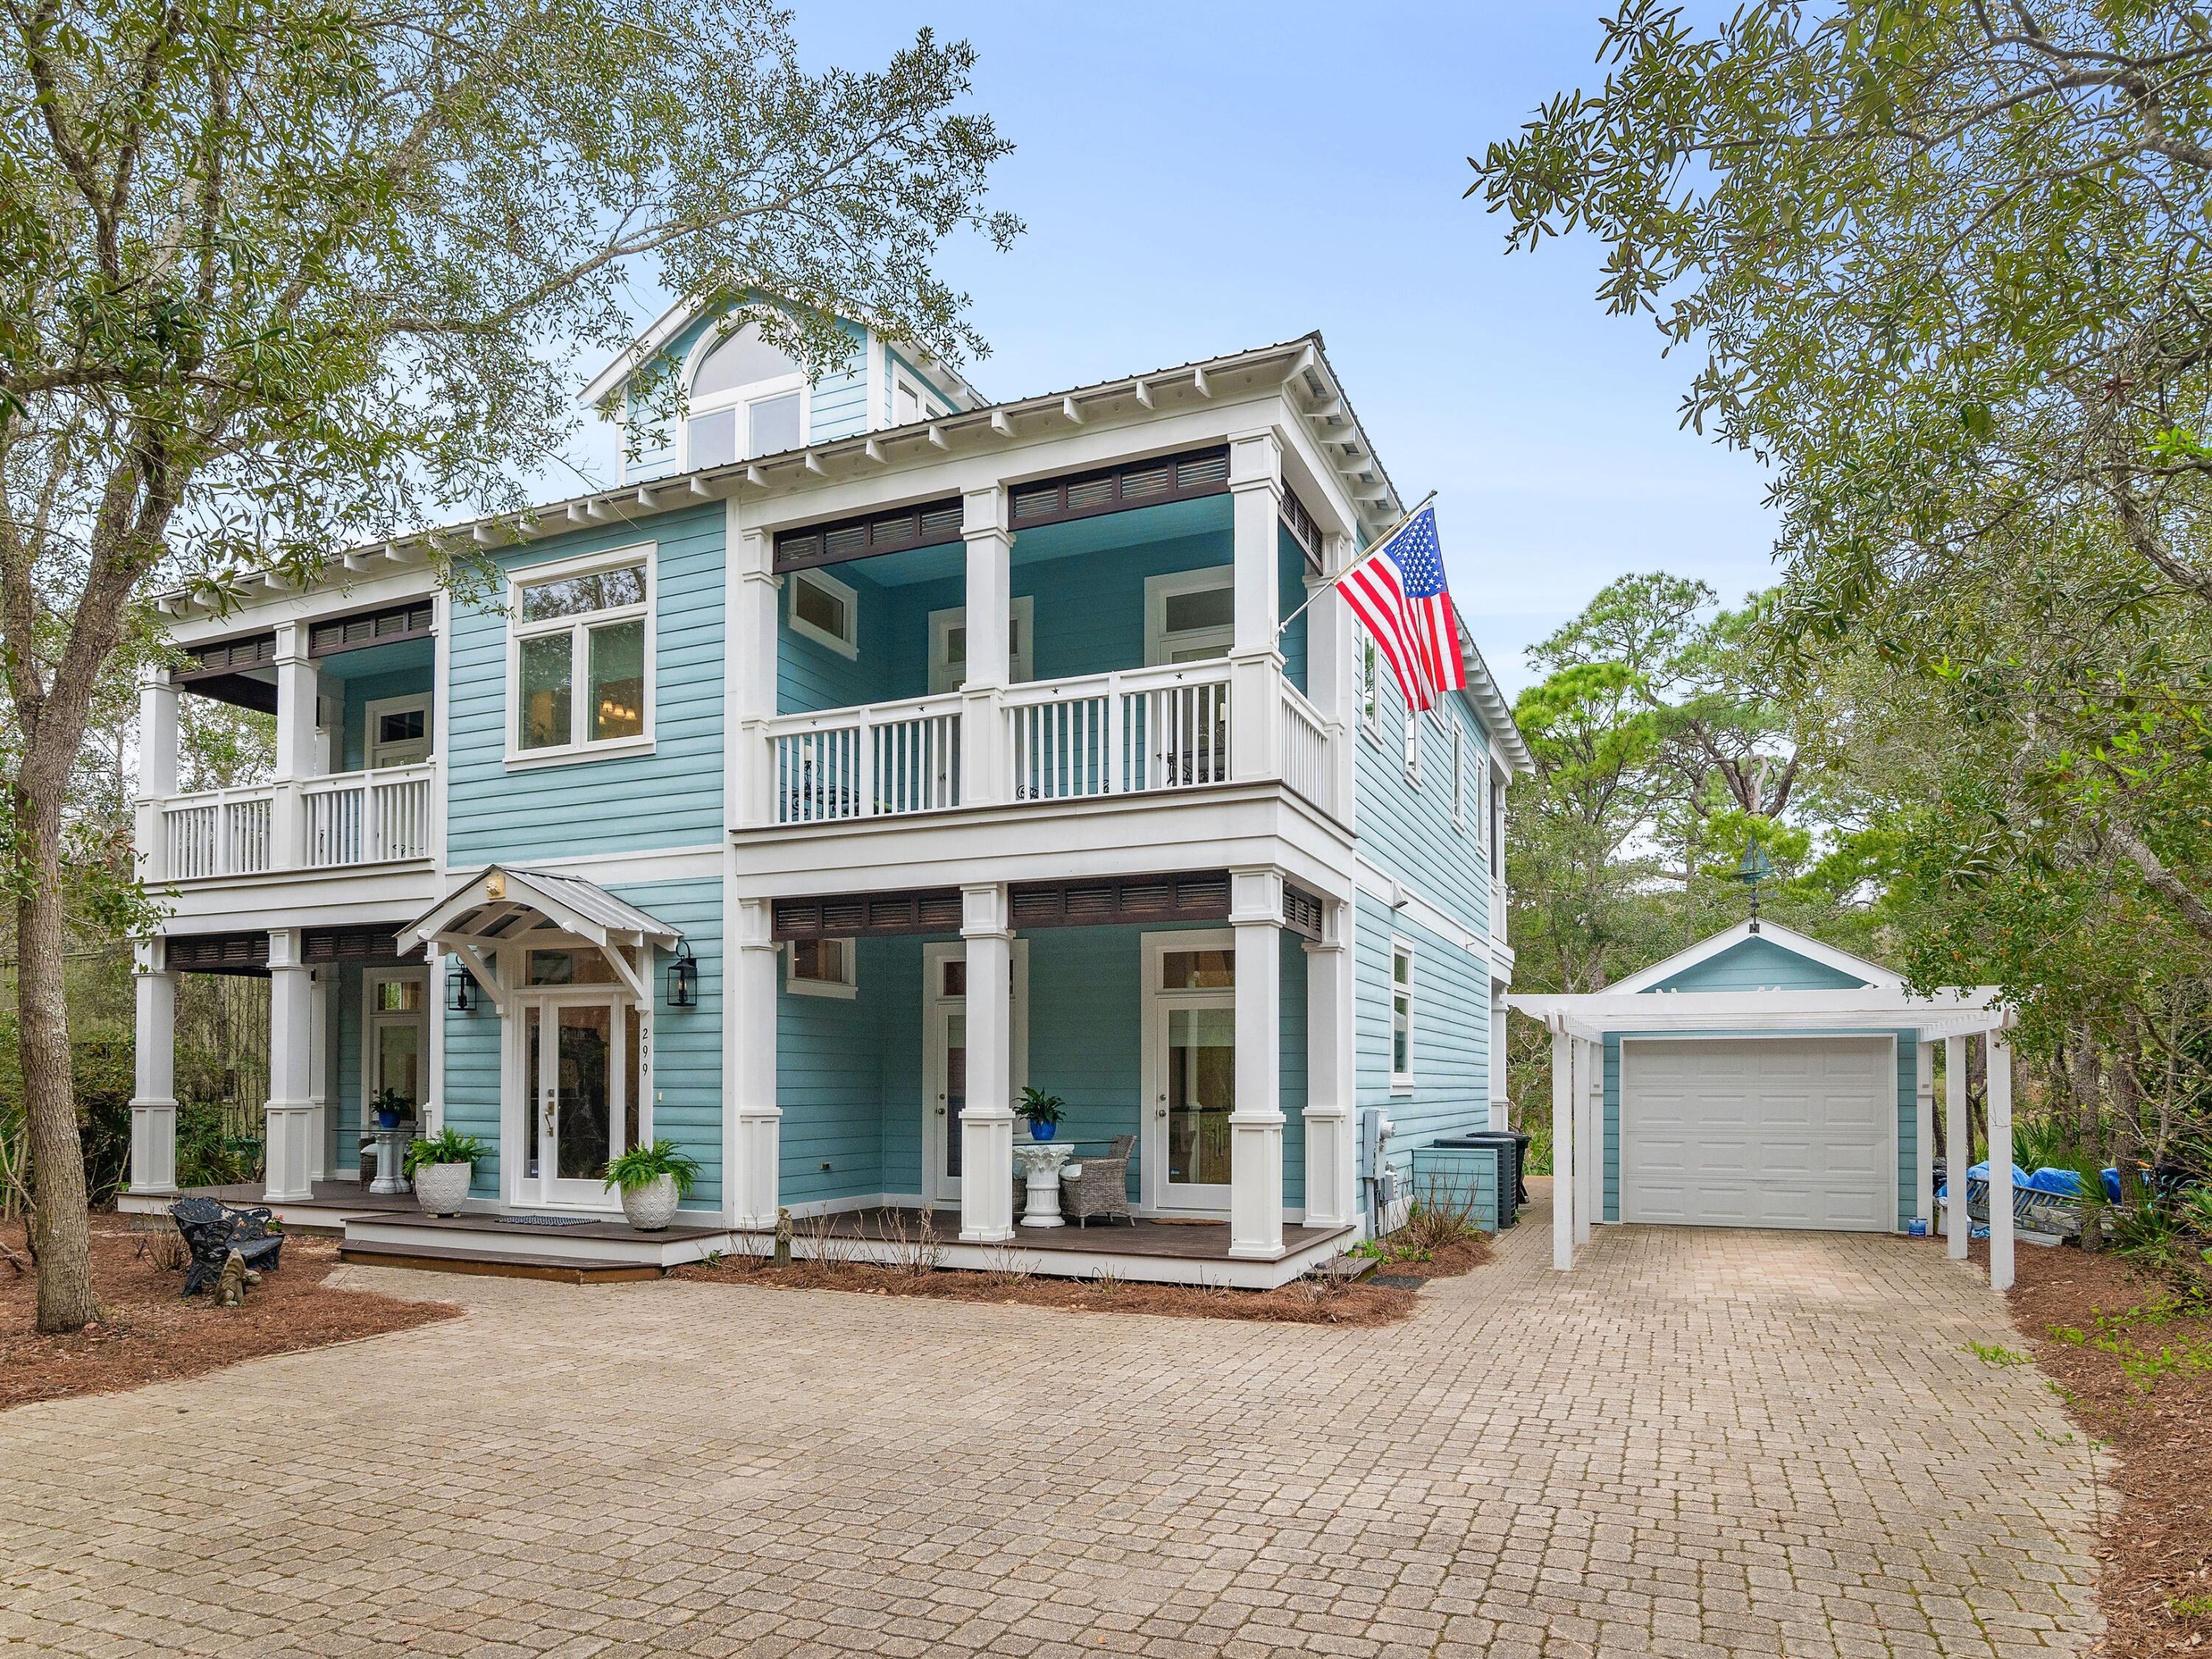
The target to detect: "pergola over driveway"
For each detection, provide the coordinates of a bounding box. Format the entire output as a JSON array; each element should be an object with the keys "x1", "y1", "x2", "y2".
[{"x1": 1510, "y1": 922, "x2": 2020, "y2": 1290}]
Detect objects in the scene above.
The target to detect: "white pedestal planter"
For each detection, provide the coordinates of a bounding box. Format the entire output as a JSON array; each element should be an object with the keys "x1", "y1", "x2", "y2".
[
  {"x1": 619, "y1": 1174, "x2": 680, "y2": 1231},
  {"x1": 412, "y1": 1162, "x2": 472, "y2": 1217}
]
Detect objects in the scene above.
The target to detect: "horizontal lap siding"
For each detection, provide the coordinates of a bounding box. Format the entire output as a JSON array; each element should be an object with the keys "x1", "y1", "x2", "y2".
[
  {"x1": 446, "y1": 996, "x2": 503, "y2": 1197},
  {"x1": 807, "y1": 323, "x2": 870, "y2": 442},
  {"x1": 1601, "y1": 1027, "x2": 1921, "y2": 1230},
  {"x1": 446, "y1": 505, "x2": 725, "y2": 863},
  {"x1": 330, "y1": 964, "x2": 361, "y2": 1172},
  {"x1": 338, "y1": 667, "x2": 429, "y2": 771},
  {"x1": 1019, "y1": 529, "x2": 1234, "y2": 680},
  {"x1": 614, "y1": 879, "x2": 723, "y2": 1211},
  {"x1": 1648, "y1": 936, "x2": 1870, "y2": 992},
  {"x1": 1278, "y1": 527, "x2": 1308, "y2": 696},
  {"x1": 778, "y1": 935, "x2": 895, "y2": 1205},
  {"x1": 1354, "y1": 684, "x2": 1493, "y2": 940},
  {"x1": 1355, "y1": 892, "x2": 1489, "y2": 1187}
]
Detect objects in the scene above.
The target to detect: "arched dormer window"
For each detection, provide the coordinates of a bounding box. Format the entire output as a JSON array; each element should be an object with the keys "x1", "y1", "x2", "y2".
[{"x1": 684, "y1": 321, "x2": 804, "y2": 470}]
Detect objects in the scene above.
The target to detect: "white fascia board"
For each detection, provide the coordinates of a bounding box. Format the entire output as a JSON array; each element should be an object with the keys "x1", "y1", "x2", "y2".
[
  {"x1": 1606, "y1": 919, "x2": 1904, "y2": 995},
  {"x1": 1455, "y1": 635, "x2": 1531, "y2": 777},
  {"x1": 577, "y1": 293, "x2": 703, "y2": 409},
  {"x1": 160, "y1": 563, "x2": 441, "y2": 647},
  {"x1": 1508, "y1": 985, "x2": 2010, "y2": 1044},
  {"x1": 159, "y1": 867, "x2": 442, "y2": 934}
]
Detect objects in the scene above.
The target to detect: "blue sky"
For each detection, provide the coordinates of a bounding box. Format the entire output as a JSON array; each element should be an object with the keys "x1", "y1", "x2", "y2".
[{"x1": 573, "y1": 3, "x2": 1779, "y2": 695}]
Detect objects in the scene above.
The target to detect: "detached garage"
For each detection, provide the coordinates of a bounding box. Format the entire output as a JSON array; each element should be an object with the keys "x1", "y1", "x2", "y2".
[{"x1": 1511, "y1": 922, "x2": 2024, "y2": 1290}]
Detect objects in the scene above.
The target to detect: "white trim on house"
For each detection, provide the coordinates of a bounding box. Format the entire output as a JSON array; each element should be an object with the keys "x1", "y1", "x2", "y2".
[
  {"x1": 785, "y1": 936, "x2": 857, "y2": 999},
  {"x1": 1389, "y1": 937, "x2": 1416, "y2": 1092},
  {"x1": 1144, "y1": 564, "x2": 1236, "y2": 666},
  {"x1": 928, "y1": 594, "x2": 1033, "y2": 693},
  {"x1": 364, "y1": 692, "x2": 433, "y2": 768},
  {"x1": 503, "y1": 541, "x2": 658, "y2": 767},
  {"x1": 1605, "y1": 919, "x2": 1905, "y2": 996},
  {"x1": 1511, "y1": 987, "x2": 2011, "y2": 1045},
  {"x1": 1140, "y1": 926, "x2": 1238, "y2": 1217},
  {"x1": 787, "y1": 565, "x2": 859, "y2": 658}
]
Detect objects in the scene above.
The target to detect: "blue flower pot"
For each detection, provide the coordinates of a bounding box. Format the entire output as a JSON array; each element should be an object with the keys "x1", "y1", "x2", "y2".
[
  {"x1": 1028, "y1": 1119, "x2": 1057, "y2": 1142},
  {"x1": 377, "y1": 1110, "x2": 402, "y2": 1130}
]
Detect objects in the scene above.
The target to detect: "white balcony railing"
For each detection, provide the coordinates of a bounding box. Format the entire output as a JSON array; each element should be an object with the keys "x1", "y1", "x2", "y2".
[
  {"x1": 1004, "y1": 661, "x2": 1231, "y2": 802},
  {"x1": 153, "y1": 762, "x2": 437, "y2": 880},
  {"x1": 1279, "y1": 681, "x2": 1331, "y2": 813},
  {"x1": 302, "y1": 763, "x2": 436, "y2": 866},
  {"x1": 769, "y1": 692, "x2": 964, "y2": 825},
  {"x1": 161, "y1": 787, "x2": 274, "y2": 880}
]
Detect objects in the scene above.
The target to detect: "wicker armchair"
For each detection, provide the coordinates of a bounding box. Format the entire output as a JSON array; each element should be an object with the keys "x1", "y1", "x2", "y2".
[{"x1": 1060, "y1": 1135, "x2": 1135, "y2": 1227}]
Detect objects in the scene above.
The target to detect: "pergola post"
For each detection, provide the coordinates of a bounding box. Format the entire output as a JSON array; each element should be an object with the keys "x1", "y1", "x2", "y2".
[
  {"x1": 1944, "y1": 1034, "x2": 1970, "y2": 1262},
  {"x1": 1987, "y1": 1028, "x2": 2014, "y2": 1292},
  {"x1": 1914, "y1": 1041, "x2": 1935, "y2": 1234},
  {"x1": 1575, "y1": 1036, "x2": 1597, "y2": 1248},
  {"x1": 1551, "y1": 1023, "x2": 1574, "y2": 1270}
]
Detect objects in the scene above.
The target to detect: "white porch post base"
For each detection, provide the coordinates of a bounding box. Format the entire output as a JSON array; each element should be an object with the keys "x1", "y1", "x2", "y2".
[
  {"x1": 129, "y1": 1102, "x2": 178, "y2": 1195},
  {"x1": 732, "y1": 1107, "x2": 782, "y2": 1229},
  {"x1": 959, "y1": 1110, "x2": 1016, "y2": 1242},
  {"x1": 263, "y1": 1104, "x2": 318, "y2": 1203},
  {"x1": 1301, "y1": 1107, "x2": 1354, "y2": 1231},
  {"x1": 1228, "y1": 1113, "x2": 1286, "y2": 1259}
]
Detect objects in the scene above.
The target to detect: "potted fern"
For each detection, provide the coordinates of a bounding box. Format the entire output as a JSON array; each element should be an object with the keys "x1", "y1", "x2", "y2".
[
  {"x1": 604, "y1": 1139, "x2": 703, "y2": 1231},
  {"x1": 1018, "y1": 1085, "x2": 1065, "y2": 1143},
  {"x1": 403, "y1": 1127, "x2": 485, "y2": 1217}
]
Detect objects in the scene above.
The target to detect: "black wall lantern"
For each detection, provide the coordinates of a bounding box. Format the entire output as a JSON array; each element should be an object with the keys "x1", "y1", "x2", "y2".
[
  {"x1": 665, "y1": 939, "x2": 698, "y2": 1008},
  {"x1": 446, "y1": 967, "x2": 480, "y2": 1012}
]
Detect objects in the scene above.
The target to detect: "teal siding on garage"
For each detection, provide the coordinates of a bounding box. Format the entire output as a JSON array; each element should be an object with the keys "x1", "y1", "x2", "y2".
[{"x1": 1647, "y1": 935, "x2": 1870, "y2": 992}]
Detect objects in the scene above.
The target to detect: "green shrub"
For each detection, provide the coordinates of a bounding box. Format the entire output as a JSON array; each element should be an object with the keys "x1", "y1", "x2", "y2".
[{"x1": 403, "y1": 1127, "x2": 487, "y2": 1178}]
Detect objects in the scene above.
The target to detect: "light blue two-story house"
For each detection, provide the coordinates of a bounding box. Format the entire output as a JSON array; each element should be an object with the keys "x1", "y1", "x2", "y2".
[{"x1": 122, "y1": 304, "x2": 1531, "y2": 1284}]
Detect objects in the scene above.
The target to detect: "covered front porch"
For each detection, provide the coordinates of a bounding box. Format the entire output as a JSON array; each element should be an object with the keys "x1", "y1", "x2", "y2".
[{"x1": 731, "y1": 866, "x2": 1362, "y2": 1276}]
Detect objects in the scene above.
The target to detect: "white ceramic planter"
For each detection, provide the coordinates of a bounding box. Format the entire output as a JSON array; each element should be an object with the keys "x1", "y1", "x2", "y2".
[
  {"x1": 412, "y1": 1161, "x2": 472, "y2": 1217},
  {"x1": 619, "y1": 1173, "x2": 681, "y2": 1231}
]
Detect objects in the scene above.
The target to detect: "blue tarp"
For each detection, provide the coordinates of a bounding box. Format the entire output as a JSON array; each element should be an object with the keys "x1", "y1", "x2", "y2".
[{"x1": 1966, "y1": 1161, "x2": 2034, "y2": 1186}]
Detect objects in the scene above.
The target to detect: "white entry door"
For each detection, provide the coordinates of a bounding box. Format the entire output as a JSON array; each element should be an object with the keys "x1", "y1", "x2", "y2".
[
  {"x1": 1142, "y1": 930, "x2": 1237, "y2": 1214},
  {"x1": 1621, "y1": 1037, "x2": 1896, "y2": 1231},
  {"x1": 520, "y1": 991, "x2": 642, "y2": 1208},
  {"x1": 922, "y1": 942, "x2": 1027, "y2": 1206}
]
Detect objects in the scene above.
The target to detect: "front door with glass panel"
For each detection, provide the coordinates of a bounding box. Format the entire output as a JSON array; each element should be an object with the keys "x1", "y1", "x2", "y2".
[
  {"x1": 518, "y1": 980, "x2": 642, "y2": 1208},
  {"x1": 922, "y1": 942, "x2": 1027, "y2": 1207},
  {"x1": 1144, "y1": 933, "x2": 1237, "y2": 1212},
  {"x1": 364, "y1": 972, "x2": 428, "y2": 1172}
]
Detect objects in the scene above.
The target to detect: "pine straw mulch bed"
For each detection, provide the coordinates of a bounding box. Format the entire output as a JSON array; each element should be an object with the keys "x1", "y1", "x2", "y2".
[
  {"x1": 2000, "y1": 1238, "x2": 2212, "y2": 1658},
  {"x1": 671, "y1": 1233, "x2": 1492, "y2": 1326},
  {"x1": 0, "y1": 1216, "x2": 457, "y2": 1413}
]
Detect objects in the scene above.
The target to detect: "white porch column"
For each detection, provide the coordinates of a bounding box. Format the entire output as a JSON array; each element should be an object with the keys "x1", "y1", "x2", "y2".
[
  {"x1": 1914, "y1": 1041, "x2": 1935, "y2": 1234},
  {"x1": 728, "y1": 520, "x2": 779, "y2": 830},
  {"x1": 959, "y1": 487, "x2": 1012, "y2": 809},
  {"x1": 957, "y1": 883, "x2": 1016, "y2": 1242},
  {"x1": 1576, "y1": 1036, "x2": 1599, "y2": 1245},
  {"x1": 307, "y1": 967, "x2": 332, "y2": 1180},
  {"x1": 1301, "y1": 896, "x2": 1356, "y2": 1230},
  {"x1": 128, "y1": 939, "x2": 178, "y2": 1196},
  {"x1": 1551, "y1": 1024, "x2": 1575, "y2": 1270},
  {"x1": 1228, "y1": 867, "x2": 1286, "y2": 1258},
  {"x1": 728, "y1": 897, "x2": 782, "y2": 1228},
  {"x1": 134, "y1": 667, "x2": 179, "y2": 884},
  {"x1": 1987, "y1": 1028, "x2": 2014, "y2": 1292},
  {"x1": 1310, "y1": 532, "x2": 1358, "y2": 827},
  {"x1": 271, "y1": 622, "x2": 320, "y2": 868},
  {"x1": 1228, "y1": 431, "x2": 1284, "y2": 784},
  {"x1": 1488, "y1": 979, "x2": 1510, "y2": 1133},
  {"x1": 1945, "y1": 1034, "x2": 1970, "y2": 1262},
  {"x1": 264, "y1": 928, "x2": 317, "y2": 1201},
  {"x1": 422, "y1": 952, "x2": 446, "y2": 1136}
]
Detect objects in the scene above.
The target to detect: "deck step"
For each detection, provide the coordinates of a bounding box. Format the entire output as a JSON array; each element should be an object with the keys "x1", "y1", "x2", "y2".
[{"x1": 338, "y1": 1240, "x2": 664, "y2": 1284}]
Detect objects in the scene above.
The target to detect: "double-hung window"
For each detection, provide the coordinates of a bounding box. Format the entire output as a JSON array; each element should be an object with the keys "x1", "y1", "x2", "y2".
[
  {"x1": 1402, "y1": 704, "x2": 1422, "y2": 785},
  {"x1": 509, "y1": 548, "x2": 653, "y2": 762},
  {"x1": 1391, "y1": 942, "x2": 1415, "y2": 1089},
  {"x1": 1452, "y1": 726, "x2": 1467, "y2": 830},
  {"x1": 1357, "y1": 631, "x2": 1380, "y2": 739}
]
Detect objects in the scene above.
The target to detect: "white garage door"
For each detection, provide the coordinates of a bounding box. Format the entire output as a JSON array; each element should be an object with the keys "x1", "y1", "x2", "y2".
[{"x1": 1621, "y1": 1037, "x2": 1895, "y2": 1231}]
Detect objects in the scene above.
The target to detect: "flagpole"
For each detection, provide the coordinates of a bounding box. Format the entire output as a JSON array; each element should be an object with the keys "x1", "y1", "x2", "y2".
[{"x1": 1276, "y1": 489, "x2": 1438, "y2": 639}]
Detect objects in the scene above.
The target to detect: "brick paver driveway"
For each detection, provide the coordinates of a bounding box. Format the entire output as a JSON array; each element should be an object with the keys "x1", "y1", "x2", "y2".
[{"x1": 1, "y1": 1192, "x2": 2102, "y2": 1658}]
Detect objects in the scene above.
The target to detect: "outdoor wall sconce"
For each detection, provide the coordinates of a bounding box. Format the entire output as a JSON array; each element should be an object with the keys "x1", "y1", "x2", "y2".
[
  {"x1": 446, "y1": 969, "x2": 479, "y2": 1012},
  {"x1": 665, "y1": 939, "x2": 699, "y2": 1008}
]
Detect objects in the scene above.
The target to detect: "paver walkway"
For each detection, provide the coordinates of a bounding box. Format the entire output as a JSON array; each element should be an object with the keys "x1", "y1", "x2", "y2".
[{"x1": 0, "y1": 1194, "x2": 2102, "y2": 1658}]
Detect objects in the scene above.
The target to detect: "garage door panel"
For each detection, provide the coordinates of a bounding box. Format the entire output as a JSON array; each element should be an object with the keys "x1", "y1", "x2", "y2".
[{"x1": 1622, "y1": 1037, "x2": 1894, "y2": 1232}]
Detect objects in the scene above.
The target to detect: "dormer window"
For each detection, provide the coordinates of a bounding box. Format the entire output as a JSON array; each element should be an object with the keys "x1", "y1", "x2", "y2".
[{"x1": 684, "y1": 322, "x2": 805, "y2": 470}]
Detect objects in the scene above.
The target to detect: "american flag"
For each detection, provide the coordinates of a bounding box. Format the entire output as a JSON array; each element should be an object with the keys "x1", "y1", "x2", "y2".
[{"x1": 1336, "y1": 504, "x2": 1464, "y2": 712}]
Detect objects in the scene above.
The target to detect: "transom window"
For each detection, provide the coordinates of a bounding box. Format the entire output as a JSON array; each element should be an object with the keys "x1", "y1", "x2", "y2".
[
  {"x1": 788, "y1": 936, "x2": 857, "y2": 998},
  {"x1": 684, "y1": 321, "x2": 805, "y2": 470},
  {"x1": 1144, "y1": 566, "x2": 1235, "y2": 665},
  {"x1": 929, "y1": 596, "x2": 1034, "y2": 692},
  {"x1": 527, "y1": 948, "x2": 619, "y2": 986},
  {"x1": 789, "y1": 567, "x2": 859, "y2": 657},
  {"x1": 1160, "y1": 947, "x2": 1235, "y2": 990},
  {"x1": 509, "y1": 549, "x2": 653, "y2": 760}
]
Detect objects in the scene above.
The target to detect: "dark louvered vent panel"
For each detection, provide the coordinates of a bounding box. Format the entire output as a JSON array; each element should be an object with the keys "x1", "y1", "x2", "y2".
[
  {"x1": 1281, "y1": 885, "x2": 1324, "y2": 941},
  {"x1": 774, "y1": 497, "x2": 964, "y2": 572},
  {"x1": 303, "y1": 925, "x2": 425, "y2": 964},
  {"x1": 1175, "y1": 873, "x2": 1231, "y2": 912},
  {"x1": 164, "y1": 932, "x2": 271, "y2": 975},
  {"x1": 309, "y1": 601, "x2": 434, "y2": 658},
  {"x1": 774, "y1": 888, "x2": 965, "y2": 941},
  {"x1": 1279, "y1": 489, "x2": 1324, "y2": 571},
  {"x1": 1004, "y1": 872, "x2": 1232, "y2": 932},
  {"x1": 1006, "y1": 446, "x2": 1232, "y2": 532},
  {"x1": 917, "y1": 891, "x2": 964, "y2": 931},
  {"x1": 180, "y1": 633, "x2": 277, "y2": 676}
]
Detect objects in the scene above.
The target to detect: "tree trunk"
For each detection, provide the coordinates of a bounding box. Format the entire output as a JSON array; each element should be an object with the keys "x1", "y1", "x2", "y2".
[
  {"x1": 14, "y1": 778, "x2": 98, "y2": 1332},
  {"x1": 2112, "y1": 1046, "x2": 2146, "y2": 1210}
]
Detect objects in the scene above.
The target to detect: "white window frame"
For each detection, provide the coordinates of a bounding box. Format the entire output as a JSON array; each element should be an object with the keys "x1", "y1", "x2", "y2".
[
  {"x1": 359, "y1": 967, "x2": 431, "y2": 1168},
  {"x1": 365, "y1": 692, "x2": 434, "y2": 769},
  {"x1": 678, "y1": 327, "x2": 809, "y2": 470},
  {"x1": 1390, "y1": 939, "x2": 1416, "y2": 1091},
  {"x1": 1357, "y1": 629, "x2": 1382, "y2": 744},
  {"x1": 1402, "y1": 703, "x2": 1423, "y2": 786},
  {"x1": 892, "y1": 370, "x2": 948, "y2": 427},
  {"x1": 787, "y1": 566, "x2": 860, "y2": 658},
  {"x1": 786, "y1": 936, "x2": 858, "y2": 1000},
  {"x1": 1452, "y1": 725, "x2": 1466, "y2": 830},
  {"x1": 504, "y1": 543, "x2": 656, "y2": 769},
  {"x1": 1144, "y1": 565, "x2": 1236, "y2": 667},
  {"x1": 928, "y1": 595, "x2": 1034, "y2": 693}
]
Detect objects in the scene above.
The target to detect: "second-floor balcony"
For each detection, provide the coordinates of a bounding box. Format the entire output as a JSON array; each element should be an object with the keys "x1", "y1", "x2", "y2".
[{"x1": 159, "y1": 762, "x2": 437, "y2": 878}]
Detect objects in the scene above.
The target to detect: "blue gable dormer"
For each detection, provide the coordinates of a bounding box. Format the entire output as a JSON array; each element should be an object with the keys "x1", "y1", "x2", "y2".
[
  {"x1": 1644, "y1": 934, "x2": 1872, "y2": 993},
  {"x1": 579, "y1": 298, "x2": 983, "y2": 484}
]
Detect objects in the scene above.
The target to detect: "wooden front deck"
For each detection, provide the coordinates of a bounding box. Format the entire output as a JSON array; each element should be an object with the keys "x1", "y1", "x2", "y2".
[{"x1": 813, "y1": 1207, "x2": 1349, "y2": 1263}]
